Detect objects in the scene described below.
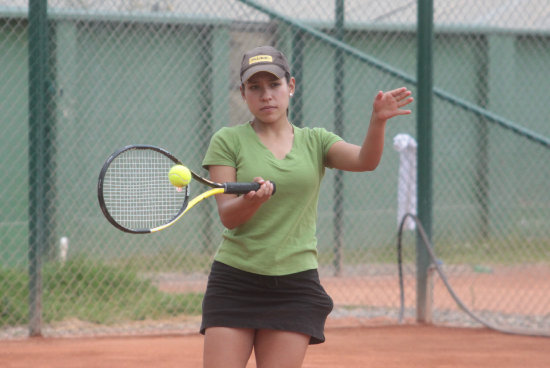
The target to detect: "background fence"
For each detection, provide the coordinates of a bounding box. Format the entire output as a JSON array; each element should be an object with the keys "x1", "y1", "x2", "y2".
[{"x1": 1, "y1": 0, "x2": 549, "y2": 339}]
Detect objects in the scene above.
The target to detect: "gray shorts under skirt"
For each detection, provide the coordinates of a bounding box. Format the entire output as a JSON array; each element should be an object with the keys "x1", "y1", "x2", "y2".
[{"x1": 200, "y1": 261, "x2": 334, "y2": 344}]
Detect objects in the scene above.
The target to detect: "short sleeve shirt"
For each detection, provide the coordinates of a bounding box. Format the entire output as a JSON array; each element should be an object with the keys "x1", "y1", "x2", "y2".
[{"x1": 202, "y1": 122, "x2": 342, "y2": 275}]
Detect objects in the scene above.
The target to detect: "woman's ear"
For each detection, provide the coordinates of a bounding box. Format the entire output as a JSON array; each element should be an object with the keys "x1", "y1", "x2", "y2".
[{"x1": 289, "y1": 77, "x2": 296, "y2": 97}]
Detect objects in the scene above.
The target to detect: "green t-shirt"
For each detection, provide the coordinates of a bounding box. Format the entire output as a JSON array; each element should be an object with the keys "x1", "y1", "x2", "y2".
[{"x1": 202, "y1": 122, "x2": 342, "y2": 275}]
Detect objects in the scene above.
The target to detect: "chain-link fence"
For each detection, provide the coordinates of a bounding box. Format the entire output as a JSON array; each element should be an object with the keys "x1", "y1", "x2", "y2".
[{"x1": 1, "y1": 0, "x2": 549, "y2": 339}]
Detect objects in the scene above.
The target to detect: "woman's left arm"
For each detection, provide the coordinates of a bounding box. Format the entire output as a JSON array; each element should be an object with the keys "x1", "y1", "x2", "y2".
[{"x1": 326, "y1": 87, "x2": 413, "y2": 172}]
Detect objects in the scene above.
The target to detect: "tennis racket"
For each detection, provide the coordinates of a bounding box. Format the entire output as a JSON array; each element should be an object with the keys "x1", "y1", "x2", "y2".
[{"x1": 97, "y1": 144, "x2": 276, "y2": 234}]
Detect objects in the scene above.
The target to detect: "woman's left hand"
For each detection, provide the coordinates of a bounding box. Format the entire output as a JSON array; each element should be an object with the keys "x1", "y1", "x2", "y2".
[{"x1": 372, "y1": 87, "x2": 414, "y2": 122}]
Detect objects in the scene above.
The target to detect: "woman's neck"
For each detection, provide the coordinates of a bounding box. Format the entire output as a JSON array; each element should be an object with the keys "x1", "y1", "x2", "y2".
[{"x1": 250, "y1": 119, "x2": 294, "y2": 160}]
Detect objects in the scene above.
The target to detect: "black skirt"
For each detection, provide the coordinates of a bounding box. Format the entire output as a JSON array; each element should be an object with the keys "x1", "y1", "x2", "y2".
[{"x1": 200, "y1": 261, "x2": 333, "y2": 344}]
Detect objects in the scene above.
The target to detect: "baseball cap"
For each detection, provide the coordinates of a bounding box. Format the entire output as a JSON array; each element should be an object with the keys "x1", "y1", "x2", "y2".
[{"x1": 240, "y1": 46, "x2": 291, "y2": 84}]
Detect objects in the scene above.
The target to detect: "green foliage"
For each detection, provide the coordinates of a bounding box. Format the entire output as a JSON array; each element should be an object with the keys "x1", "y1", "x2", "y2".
[
  {"x1": 118, "y1": 248, "x2": 212, "y2": 272},
  {"x1": 0, "y1": 258, "x2": 202, "y2": 328},
  {"x1": 0, "y1": 268, "x2": 28, "y2": 327}
]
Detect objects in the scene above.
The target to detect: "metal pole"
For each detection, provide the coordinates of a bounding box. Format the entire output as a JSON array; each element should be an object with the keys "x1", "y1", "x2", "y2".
[
  {"x1": 198, "y1": 27, "x2": 217, "y2": 252},
  {"x1": 28, "y1": 0, "x2": 49, "y2": 337},
  {"x1": 291, "y1": 31, "x2": 304, "y2": 126},
  {"x1": 474, "y1": 38, "x2": 490, "y2": 239},
  {"x1": 333, "y1": 0, "x2": 345, "y2": 276},
  {"x1": 416, "y1": 0, "x2": 434, "y2": 323}
]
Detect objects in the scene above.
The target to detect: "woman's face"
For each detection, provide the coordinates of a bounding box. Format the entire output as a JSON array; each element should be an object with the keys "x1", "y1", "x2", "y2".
[{"x1": 241, "y1": 71, "x2": 295, "y2": 124}]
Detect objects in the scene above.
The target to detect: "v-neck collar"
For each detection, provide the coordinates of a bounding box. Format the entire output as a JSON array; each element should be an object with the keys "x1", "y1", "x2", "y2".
[{"x1": 247, "y1": 122, "x2": 296, "y2": 161}]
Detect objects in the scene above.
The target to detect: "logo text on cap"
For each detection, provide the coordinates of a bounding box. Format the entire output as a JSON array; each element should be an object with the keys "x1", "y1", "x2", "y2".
[{"x1": 249, "y1": 55, "x2": 273, "y2": 65}]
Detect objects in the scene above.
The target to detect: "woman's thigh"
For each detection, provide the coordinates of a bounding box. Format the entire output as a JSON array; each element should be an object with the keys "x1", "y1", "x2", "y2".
[
  {"x1": 203, "y1": 327, "x2": 255, "y2": 368},
  {"x1": 253, "y1": 329, "x2": 310, "y2": 368}
]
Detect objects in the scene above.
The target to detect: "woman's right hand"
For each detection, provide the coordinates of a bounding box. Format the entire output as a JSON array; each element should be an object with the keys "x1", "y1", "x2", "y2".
[
  {"x1": 242, "y1": 177, "x2": 275, "y2": 203},
  {"x1": 209, "y1": 166, "x2": 274, "y2": 229}
]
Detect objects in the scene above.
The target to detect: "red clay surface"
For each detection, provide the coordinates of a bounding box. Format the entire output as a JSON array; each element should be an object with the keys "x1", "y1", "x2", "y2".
[{"x1": 2, "y1": 325, "x2": 549, "y2": 368}]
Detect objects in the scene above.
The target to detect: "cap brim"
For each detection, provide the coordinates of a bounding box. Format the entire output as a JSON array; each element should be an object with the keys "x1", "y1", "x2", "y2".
[{"x1": 241, "y1": 64, "x2": 286, "y2": 83}]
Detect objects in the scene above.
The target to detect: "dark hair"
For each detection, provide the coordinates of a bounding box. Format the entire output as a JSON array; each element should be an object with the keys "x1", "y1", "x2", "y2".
[{"x1": 241, "y1": 72, "x2": 291, "y2": 89}]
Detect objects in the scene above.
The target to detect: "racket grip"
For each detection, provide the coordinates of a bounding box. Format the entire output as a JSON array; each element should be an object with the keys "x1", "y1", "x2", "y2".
[{"x1": 224, "y1": 181, "x2": 276, "y2": 195}]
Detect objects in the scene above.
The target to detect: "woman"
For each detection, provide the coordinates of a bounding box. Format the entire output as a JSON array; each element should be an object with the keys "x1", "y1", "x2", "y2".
[{"x1": 201, "y1": 45, "x2": 413, "y2": 367}]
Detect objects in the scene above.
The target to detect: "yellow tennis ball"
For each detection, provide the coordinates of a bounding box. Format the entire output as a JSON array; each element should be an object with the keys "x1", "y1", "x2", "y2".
[{"x1": 168, "y1": 165, "x2": 191, "y2": 187}]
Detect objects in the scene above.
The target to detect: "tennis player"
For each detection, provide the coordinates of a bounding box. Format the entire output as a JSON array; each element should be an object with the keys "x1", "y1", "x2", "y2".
[{"x1": 200, "y1": 45, "x2": 413, "y2": 368}]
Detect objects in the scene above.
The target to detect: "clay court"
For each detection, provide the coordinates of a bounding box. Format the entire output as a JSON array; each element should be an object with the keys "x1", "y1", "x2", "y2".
[{"x1": 2, "y1": 325, "x2": 550, "y2": 368}]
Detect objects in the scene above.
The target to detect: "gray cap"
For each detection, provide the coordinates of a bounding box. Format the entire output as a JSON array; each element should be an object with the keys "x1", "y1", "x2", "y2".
[{"x1": 240, "y1": 46, "x2": 291, "y2": 83}]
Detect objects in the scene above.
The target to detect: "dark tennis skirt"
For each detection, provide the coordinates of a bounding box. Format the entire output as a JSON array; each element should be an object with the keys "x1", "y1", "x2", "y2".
[{"x1": 200, "y1": 261, "x2": 334, "y2": 344}]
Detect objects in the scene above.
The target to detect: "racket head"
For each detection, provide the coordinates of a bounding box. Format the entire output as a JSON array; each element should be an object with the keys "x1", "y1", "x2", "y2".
[{"x1": 97, "y1": 145, "x2": 189, "y2": 234}]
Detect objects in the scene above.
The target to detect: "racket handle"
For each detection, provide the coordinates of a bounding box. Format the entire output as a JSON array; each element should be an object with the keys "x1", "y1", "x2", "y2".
[{"x1": 224, "y1": 181, "x2": 276, "y2": 195}]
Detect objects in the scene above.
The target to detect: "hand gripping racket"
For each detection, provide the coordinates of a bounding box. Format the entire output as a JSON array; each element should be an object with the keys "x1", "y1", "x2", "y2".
[{"x1": 97, "y1": 144, "x2": 276, "y2": 234}]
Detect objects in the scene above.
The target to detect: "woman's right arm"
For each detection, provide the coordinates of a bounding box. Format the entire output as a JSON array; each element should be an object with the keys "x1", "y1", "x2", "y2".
[{"x1": 209, "y1": 165, "x2": 274, "y2": 229}]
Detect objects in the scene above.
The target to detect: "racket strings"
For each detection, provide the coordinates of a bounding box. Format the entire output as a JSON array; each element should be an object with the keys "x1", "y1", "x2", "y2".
[{"x1": 102, "y1": 149, "x2": 188, "y2": 231}]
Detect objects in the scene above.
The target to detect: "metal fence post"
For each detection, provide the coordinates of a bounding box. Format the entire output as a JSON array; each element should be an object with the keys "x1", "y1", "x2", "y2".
[
  {"x1": 290, "y1": 31, "x2": 304, "y2": 126},
  {"x1": 27, "y1": 0, "x2": 50, "y2": 337},
  {"x1": 332, "y1": 0, "x2": 345, "y2": 276},
  {"x1": 416, "y1": 0, "x2": 434, "y2": 323}
]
